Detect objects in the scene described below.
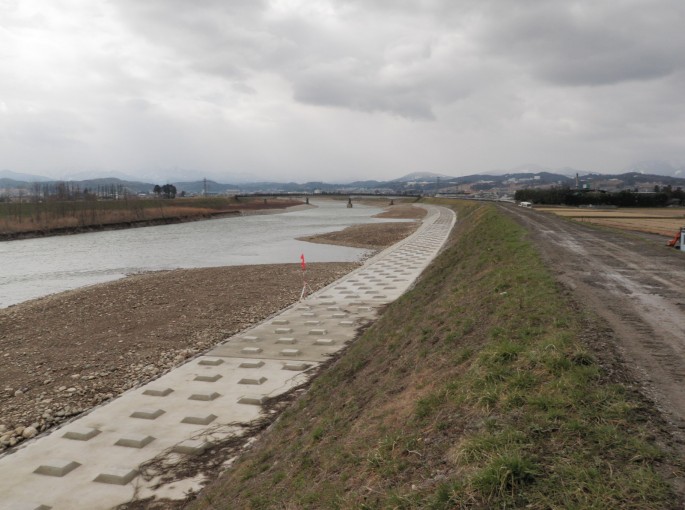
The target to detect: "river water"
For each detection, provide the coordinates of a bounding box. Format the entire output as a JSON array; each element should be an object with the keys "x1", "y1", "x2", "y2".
[{"x1": 0, "y1": 200, "x2": 392, "y2": 308}]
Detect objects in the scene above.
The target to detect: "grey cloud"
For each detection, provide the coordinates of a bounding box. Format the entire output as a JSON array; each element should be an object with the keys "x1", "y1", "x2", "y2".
[
  {"x1": 112, "y1": 1, "x2": 466, "y2": 119},
  {"x1": 113, "y1": 0, "x2": 272, "y2": 78},
  {"x1": 2, "y1": 109, "x2": 90, "y2": 148},
  {"x1": 293, "y1": 69, "x2": 436, "y2": 120},
  {"x1": 4, "y1": 0, "x2": 685, "y2": 180},
  {"x1": 477, "y1": 0, "x2": 685, "y2": 86}
]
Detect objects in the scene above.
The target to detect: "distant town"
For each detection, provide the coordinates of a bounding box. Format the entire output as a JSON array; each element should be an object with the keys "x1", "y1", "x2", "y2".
[{"x1": 2, "y1": 167, "x2": 685, "y2": 203}]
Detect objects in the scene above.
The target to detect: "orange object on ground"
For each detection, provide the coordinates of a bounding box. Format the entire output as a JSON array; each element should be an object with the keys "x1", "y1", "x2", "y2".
[{"x1": 667, "y1": 232, "x2": 679, "y2": 247}]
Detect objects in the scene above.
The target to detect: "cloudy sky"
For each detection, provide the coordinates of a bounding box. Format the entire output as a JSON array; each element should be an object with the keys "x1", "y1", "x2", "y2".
[{"x1": 1, "y1": 0, "x2": 684, "y2": 183}]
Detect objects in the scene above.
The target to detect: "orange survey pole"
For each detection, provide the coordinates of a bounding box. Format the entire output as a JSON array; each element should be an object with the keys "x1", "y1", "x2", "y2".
[{"x1": 299, "y1": 253, "x2": 313, "y2": 300}]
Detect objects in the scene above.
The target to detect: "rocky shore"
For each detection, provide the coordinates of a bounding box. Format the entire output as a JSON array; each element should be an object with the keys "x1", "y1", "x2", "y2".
[{"x1": 0, "y1": 263, "x2": 356, "y2": 451}]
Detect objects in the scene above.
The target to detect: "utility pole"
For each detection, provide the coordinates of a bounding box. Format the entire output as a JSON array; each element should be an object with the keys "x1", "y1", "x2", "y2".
[
  {"x1": 203, "y1": 178, "x2": 207, "y2": 197},
  {"x1": 436, "y1": 176, "x2": 440, "y2": 197}
]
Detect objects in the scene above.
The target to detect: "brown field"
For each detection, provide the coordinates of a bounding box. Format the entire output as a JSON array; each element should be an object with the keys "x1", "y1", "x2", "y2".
[{"x1": 537, "y1": 206, "x2": 685, "y2": 237}]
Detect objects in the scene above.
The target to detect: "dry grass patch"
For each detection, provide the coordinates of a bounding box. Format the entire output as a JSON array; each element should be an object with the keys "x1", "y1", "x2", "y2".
[
  {"x1": 374, "y1": 204, "x2": 427, "y2": 220},
  {"x1": 538, "y1": 206, "x2": 685, "y2": 236}
]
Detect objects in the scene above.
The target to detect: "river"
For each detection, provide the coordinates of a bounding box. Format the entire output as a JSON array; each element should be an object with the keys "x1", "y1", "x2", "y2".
[{"x1": 0, "y1": 200, "x2": 390, "y2": 308}]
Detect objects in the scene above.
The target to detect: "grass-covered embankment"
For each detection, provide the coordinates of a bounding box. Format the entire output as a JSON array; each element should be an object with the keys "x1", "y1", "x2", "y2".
[{"x1": 193, "y1": 200, "x2": 681, "y2": 509}]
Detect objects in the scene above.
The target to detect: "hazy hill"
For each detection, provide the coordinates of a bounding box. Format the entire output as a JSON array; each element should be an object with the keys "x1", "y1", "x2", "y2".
[
  {"x1": 625, "y1": 160, "x2": 685, "y2": 178},
  {"x1": 0, "y1": 170, "x2": 52, "y2": 182},
  {"x1": 2, "y1": 168, "x2": 685, "y2": 197},
  {"x1": 393, "y1": 171, "x2": 457, "y2": 182}
]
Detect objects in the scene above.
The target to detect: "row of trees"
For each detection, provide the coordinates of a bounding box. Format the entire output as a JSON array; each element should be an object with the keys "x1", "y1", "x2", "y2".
[
  {"x1": 1, "y1": 182, "x2": 184, "y2": 203},
  {"x1": 0, "y1": 182, "x2": 130, "y2": 202},
  {"x1": 152, "y1": 184, "x2": 177, "y2": 199},
  {"x1": 514, "y1": 186, "x2": 685, "y2": 207}
]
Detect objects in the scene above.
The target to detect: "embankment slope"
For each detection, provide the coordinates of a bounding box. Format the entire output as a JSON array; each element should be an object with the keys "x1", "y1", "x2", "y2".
[{"x1": 190, "y1": 200, "x2": 683, "y2": 509}]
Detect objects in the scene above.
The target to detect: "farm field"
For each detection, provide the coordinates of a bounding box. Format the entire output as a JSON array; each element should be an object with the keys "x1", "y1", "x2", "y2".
[{"x1": 536, "y1": 206, "x2": 685, "y2": 237}]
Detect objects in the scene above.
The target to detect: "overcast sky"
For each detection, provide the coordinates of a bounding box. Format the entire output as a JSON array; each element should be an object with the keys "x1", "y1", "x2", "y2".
[{"x1": 1, "y1": 0, "x2": 684, "y2": 183}]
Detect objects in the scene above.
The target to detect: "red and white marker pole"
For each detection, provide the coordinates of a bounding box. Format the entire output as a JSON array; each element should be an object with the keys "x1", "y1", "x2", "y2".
[{"x1": 299, "y1": 253, "x2": 312, "y2": 300}]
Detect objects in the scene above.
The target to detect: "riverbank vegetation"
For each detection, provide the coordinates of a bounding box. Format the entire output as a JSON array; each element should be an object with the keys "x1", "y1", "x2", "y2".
[
  {"x1": 0, "y1": 196, "x2": 302, "y2": 239},
  {"x1": 515, "y1": 186, "x2": 685, "y2": 207},
  {"x1": 191, "y1": 200, "x2": 681, "y2": 509}
]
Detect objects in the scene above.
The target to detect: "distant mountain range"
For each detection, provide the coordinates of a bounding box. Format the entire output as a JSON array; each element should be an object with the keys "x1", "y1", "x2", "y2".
[
  {"x1": 2, "y1": 162, "x2": 685, "y2": 196},
  {"x1": 0, "y1": 169, "x2": 52, "y2": 182}
]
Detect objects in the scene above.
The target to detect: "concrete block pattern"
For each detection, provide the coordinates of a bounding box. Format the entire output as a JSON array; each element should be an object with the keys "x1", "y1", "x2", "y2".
[
  {"x1": 238, "y1": 376, "x2": 267, "y2": 385},
  {"x1": 276, "y1": 337, "x2": 296, "y2": 344},
  {"x1": 115, "y1": 434, "x2": 155, "y2": 449},
  {"x1": 198, "y1": 358, "x2": 224, "y2": 366},
  {"x1": 241, "y1": 347, "x2": 262, "y2": 355},
  {"x1": 130, "y1": 408, "x2": 165, "y2": 420},
  {"x1": 280, "y1": 349, "x2": 301, "y2": 356},
  {"x1": 93, "y1": 467, "x2": 138, "y2": 485},
  {"x1": 173, "y1": 439, "x2": 209, "y2": 455},
  {"x1": 8, "y1": 504, "x2": 52, "y2": 510},
  {"x1": 33, "y1": 460, "x2": 80, "y2": 477},
  {"x1": 283, "y1": 362, "x2": 310, "y2": 371},
  {"x1": 62, "y1": 427, "x2": 100, "y2": 441},
  {"x1": 238, "y1": 395, "x2": 266, "y2": 405},
  {"x1": 194, "y1": 374, "x2": 222, "y2": 382},
  {"x1": 181, "y1": 414, "x2": 217, "y2": 425},
  {"x1": 240, "y1": 360, "x2": 265, "y2": 368},
  {"x1": 189, "y1": 391, "x2": 221, "y2": 401},
  {"x1": 143, "y1": 387, "x2": 174, "y2": 397}
]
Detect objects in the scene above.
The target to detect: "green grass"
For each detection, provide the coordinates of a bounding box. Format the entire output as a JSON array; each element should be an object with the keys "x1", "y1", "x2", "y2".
[{"x1": 190, "y1": 200, "x2": 680, "y2": 509}]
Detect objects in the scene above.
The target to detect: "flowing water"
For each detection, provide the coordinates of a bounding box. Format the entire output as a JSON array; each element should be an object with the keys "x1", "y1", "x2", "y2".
[{"x1": 0, "y1": 200, "x2": 392, "y2": 308}]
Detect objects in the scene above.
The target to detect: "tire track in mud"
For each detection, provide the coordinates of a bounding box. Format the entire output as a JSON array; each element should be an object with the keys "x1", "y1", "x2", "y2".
[{"x1": 500, "y1": 204, "x2": 685, "y2": 430}]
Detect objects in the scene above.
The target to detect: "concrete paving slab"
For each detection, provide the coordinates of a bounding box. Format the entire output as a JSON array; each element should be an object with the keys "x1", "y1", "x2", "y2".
[
  {"x1": 181, "y1": 414, "x2": 218, "y2": 426},
  {"x1": 173, "y1": 439, "x2": 209, "y2": 456},
  {"x1": 114, "y1": 434, "x2": 155, "y2": 449},
  {"x1": 33, "y1": 460, "x2": 80, "y2": 477},
  {"x1": 188, "y1": 391, "x2": 221, "y2": 402},
  {"x1": 93, "y1": 467, "x2": 138, "y2": 485},
  {"x1": 62, "y1": 427, "x2": 101, "y2": 441},
  {"x1": 276, "y1": 337, "x2": 297, "y2": 344},
  {"x1": 142, "y1": 387, "x2": 174, "y2": 397},
  {"x1": 7, "y1": 503, "x2": 52, "y2": 510}
]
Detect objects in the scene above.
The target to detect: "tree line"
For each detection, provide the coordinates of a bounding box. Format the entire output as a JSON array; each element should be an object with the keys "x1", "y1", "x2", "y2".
[
  {"x1": 152, "y1": 184, "x2": 178, "y2": 199},
  {"x1": 0, "y1": 181, "x2": 130, "y2": 202},
  {"x1": 514, "y1": 186, "x2": 685, "y2": 207}
]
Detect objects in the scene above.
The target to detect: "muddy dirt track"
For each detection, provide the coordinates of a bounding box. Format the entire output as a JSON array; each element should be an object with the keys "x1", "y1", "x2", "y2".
[{"x1": 501, "y1": 204, "x2": 685, "y2": 431}]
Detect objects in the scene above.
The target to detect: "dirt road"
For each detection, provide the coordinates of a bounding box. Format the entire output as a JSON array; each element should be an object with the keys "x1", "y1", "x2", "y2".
[{"x1": 501, "y1": 204, "x2": 685, "y2": 431}]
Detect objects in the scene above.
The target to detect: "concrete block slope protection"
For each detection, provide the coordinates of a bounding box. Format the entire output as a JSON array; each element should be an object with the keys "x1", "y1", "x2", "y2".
[{"x1": 0, "y1": 204, "x2": 455, "y2": 510}]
